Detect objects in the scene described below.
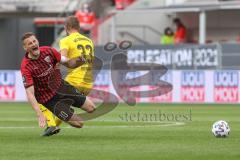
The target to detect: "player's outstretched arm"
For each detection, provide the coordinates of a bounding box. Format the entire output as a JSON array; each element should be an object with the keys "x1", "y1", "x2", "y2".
[
  {"x1": 60, "y1": 55, "x2": 86, "y2": 69},
  {"x1": 25, "y1": 86, "x2": 46, "y2": 128}
]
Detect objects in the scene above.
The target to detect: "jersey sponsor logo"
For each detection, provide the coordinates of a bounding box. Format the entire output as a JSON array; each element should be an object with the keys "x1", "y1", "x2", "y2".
[
  {"x1": 214, "y1": 71, "x2": 238, "y2": 103},
  {"x1": 181, "y1": 71, "x2": 205, "y2": 102},
  {"x1": 0, "y1": 71, "x2": 15, "y2": 100},
  {"x1": 37, "y1": 64, "x2": 53, "y2": 77}
]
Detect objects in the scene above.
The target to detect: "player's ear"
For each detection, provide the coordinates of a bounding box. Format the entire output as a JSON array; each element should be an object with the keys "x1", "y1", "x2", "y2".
[
  {"x1": 64, "y1": 26, "x2": 67, "y2": 32},
  {"x1": 64, "y1": 26, "x2": 70, "y2": 35},
  {"x1": 22, "y1": 43, "x2": 27, "y2": 51},
  {"x1": 22, "y1": 39, "x2": 27, "y2": 50}
]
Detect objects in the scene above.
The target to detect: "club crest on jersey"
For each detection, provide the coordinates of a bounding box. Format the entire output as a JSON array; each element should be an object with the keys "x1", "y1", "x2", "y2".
[{"x1": 44, "y1": 56, "x2": 51, "y2": 63}]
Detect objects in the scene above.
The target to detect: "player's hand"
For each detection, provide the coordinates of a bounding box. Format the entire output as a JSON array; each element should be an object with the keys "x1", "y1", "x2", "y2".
[
  {"x1": 76, "y1": 56, "x2": 86, "y2": 64},
  {"x1": 37, "y1": 113, "x2": 46, "y2": 128}
]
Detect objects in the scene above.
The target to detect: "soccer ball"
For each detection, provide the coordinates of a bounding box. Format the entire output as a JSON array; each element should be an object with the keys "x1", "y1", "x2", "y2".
[{"x1": 212, "y1": 120, "x2": 230, "y2": 137}]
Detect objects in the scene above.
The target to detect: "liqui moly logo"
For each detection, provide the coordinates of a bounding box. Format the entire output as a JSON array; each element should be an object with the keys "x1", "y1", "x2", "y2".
[
  {"x1": 214, "y1": 71, "x2": 238, "y2": 103},
  {"x1": 148, "y1": 71, "x2": 172, "y2": 102},
  {"x1": 0, "y1": 72, "x2": 15, "y2": 100},
  {"x1": 94, "y1": 70, "x2": 110, "y2": 86},
  {"x1": 91, "y1": 70, "x2": 111, "y2": 102},
  {"x1": 181, "y1": 71, "x2": 205, "y2": 102}
]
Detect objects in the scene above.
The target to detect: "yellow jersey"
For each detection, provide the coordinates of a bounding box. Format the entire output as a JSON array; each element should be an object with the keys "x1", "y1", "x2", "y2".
[{"x1": 59, "y1": 32, "x2": 94, "y2": 94}]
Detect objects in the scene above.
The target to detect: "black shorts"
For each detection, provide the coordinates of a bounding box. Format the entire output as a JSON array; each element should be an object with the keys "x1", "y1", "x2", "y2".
[{"x1": 43, "y1": 80, "x2": 86, "y2": 121}]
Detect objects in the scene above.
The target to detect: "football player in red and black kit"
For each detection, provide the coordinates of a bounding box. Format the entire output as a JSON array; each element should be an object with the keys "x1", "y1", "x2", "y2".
[{"x1": 20, "y1": 32, "x2": 95, "y2": 130}]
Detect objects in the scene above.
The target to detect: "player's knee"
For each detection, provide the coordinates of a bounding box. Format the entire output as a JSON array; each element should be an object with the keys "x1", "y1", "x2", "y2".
[
  {"x1": 87, "y1": 105, "x2": 95, "y2": 113},
  {"x1": 68, "y1": 115, "x2": 84, "y2": 128},
  {"x1": 75, "y1": 122, "x2": 84, "y2": 128},
  {"x1": 70, "y1": 121, "x2": 84, "y2": 128}
]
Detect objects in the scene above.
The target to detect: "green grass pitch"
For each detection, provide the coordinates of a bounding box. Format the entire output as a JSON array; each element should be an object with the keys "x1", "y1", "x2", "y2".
[{"x1": 0, "y1": 102, "x2": 240, "y2": 160}]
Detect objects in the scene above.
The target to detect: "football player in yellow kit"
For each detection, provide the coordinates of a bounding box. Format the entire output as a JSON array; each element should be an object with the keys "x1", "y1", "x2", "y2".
[
  {"x1": 41, "y1": 16, "x2": 94, "y2": 136},
  {"x1": 60, "y1": 16, "x2": 94, "y2": 95}
]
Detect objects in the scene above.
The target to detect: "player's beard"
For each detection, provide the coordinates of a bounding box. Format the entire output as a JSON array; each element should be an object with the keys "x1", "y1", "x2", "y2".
[
  {"x1": 32, "y1": 49, "x2": 40, "y2": 56},
  {"x1": 29, "y1": 47, "x2": 40, "y2": 59}
]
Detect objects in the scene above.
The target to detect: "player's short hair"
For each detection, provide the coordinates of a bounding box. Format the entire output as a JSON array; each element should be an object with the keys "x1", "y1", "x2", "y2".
[
  {"x1": 21, "y1": 32, "x2": 36, "y2": 43},
  {"x1": 65, "y1": 16, "x2": 80, "y2": 31}
]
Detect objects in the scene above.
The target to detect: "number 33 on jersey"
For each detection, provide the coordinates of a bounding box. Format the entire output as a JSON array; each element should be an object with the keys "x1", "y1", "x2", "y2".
[{"x1": 59, "y1": 32, "x2": 94, "y2": 89}]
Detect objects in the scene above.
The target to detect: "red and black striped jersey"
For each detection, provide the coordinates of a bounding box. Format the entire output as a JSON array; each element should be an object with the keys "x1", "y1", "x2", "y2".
[{"x1": 20, "y1": 46, "x2": 62, "y2": 103}]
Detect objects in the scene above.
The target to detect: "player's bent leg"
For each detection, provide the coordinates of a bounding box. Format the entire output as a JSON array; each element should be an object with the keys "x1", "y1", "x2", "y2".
[
  {"x1": 70, "y1": 85, "x2": 95, "y2": 113},
  {"x1": 39, "y1": 104, "x2": 57, "y2": 127},
  {"x1": 44, "y1": 98, "x2": 84, "y2": 129},
  {"x1": 67, "y1": 114, "x2": 84, "y2": 128},
  {"x1": 39, "y1": 104, "x2": 63, "y2": 129},
  {"x1": 81, "y1": 97, "x2": 96, "y2": 113},
  {"x1": 39, "y1": 104, "x2": 61, "y2": 136},
  {"x1": 54, "y1": 116, "x2": 62, "y2": 126}
]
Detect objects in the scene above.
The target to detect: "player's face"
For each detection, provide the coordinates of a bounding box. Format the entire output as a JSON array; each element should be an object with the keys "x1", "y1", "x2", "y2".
[{"x1": 23, "y1": 35, "x2": 40, "y2": 57}]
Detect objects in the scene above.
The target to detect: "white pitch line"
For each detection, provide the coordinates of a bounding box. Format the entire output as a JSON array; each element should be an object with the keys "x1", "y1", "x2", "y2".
[
  {"x1": 0, "y1": 118, "x2": 186, "y2": 123},
  {"x1": 0, "y1": 122, "x2": 185, "y2": 129},
  {"x1": 0, "y1": 126, "x2": 36, "y2": 129},
  {"x1": 86, "y1": 122, "x2": 186, "y2": 128}
]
